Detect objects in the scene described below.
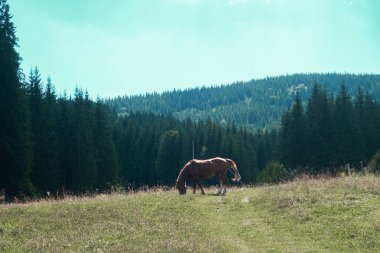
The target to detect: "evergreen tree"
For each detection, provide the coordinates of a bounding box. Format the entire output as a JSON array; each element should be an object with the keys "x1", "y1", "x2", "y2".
[
  {"x1": 354, "y1": 88, "x2": 367, "y2": 162},
  {"x1": 290, "y1": 94, "x2": 307, "y2": 167},
  {"x1": 363, "y1": 94, "x2": 380, "y2": 160},
  {"x1": 333, "y1": 82, "x2": 360, "y2": 166},
  {"x1": 0, "y1": 0, "x2": 33, "y2": 200},
  {"x1": 239, "y1": 130, "x2": 257, "y2": 182},
  {"x1": 280, "y1": 110, "x2": 292, "y2": 167},
  {"x1": 180, "y1": 118, "x2": 195, "y2": 163},
  {"x1": 257, "y1": 140, "x2": 267, "y2": 172},
  {"x1": 56, "y1": 92, "x2": 72, "y2": 190},
  {"x1": 70, "y1": 88, "x2": 98, "y2": 192},
  {"x1": 306, "y1": 83, "x2": 334, "y2": 171},
  {"x1": 27, "y1": 67, "x2": 43, "y2": 112},
  {"x1": 155, "y1": 130, "x2": 180, "y2": 185},
  {"x1": 281, "y1": 94, "x2": 307, "y2": 169},
  {"x1": 353, "y1": 92, "x2": 380, "y2": 162},
  {"x1": 27, "y1": 68, "x2": 46, "y2": 193},
  {"x1": 94, "y1": 99, "x2": 119, "y2": 190},
  {"x1": 41, "y1": 77, "x2": 59, "y2": 191}
]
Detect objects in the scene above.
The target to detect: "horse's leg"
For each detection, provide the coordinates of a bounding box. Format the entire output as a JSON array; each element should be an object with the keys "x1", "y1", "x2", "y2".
[
  {"x1": 192, "y1": 179, "x2": 196, "y2": 194},
  {"x1": 195, "y1": 179, "x2": 205, "y2": 195},
  {"x1": 222, "y1": 185, "x2": 227, "y2": 195},
  {"x1": 217, "y1": 176, "x2": 223, "y2": 195},
  {"x1": 221, "y1": 172, "x2": 228, "y2": 195}
]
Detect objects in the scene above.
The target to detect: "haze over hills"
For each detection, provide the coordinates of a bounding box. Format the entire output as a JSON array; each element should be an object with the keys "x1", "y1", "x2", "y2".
[{"x1": 108, "y1": 73, "x2": 380, "y2": 130}]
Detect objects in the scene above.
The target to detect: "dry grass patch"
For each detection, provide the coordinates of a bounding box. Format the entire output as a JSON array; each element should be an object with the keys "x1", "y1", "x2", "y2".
[{"x1": 1, "y1": 173, "x2": 380, "y2": 252}]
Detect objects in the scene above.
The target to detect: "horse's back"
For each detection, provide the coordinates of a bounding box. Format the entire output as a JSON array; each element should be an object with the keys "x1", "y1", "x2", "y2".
[
  {"x1": 204, "y1": 157, "x2": 229, "y2": 169},
  {"x1": 190, "y1": 159, "x2": 212, "y2": 165},
  {"x1": 187, "y1": 157, "x2": 228, "y2": 179}
]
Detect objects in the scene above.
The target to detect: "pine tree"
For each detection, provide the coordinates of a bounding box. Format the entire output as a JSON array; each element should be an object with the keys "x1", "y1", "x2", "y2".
[
  {"x1": 280, "y1": 110, "x2": 292, "y2": 167},
  {"x1": 306, "y1": 83, "x2": 334, "y2": 171},
  {"x1": 256, "y1": 136, "x2": 268, "y2": 171},
  {"x1": 290, "y1": 94, "x2": 307, "y2": 167},
  {"x1": 333, "y1": 82, "x2": 360, "y2": 166},
  {"x1": 56, "y1": 92, "x2": 72, "y2": 190},
  {"x1": 69, "y1": 88, "x2": 98, "y2": 192},
  {"x1": 155, "y1": 130, "x2": 180, "y2": 185},
  {"x1": 94, "y1": 99, "x2": 119, "y2": 190},
  {"x1": 281, "y1": 94, "x2": 307, "y2": 169},
  {"x1": 180, "y1": 118, "x2": 195, "y2": 163},
  {"x1": 0, "y1": 0, "x2": 33, "y2": 200},
  {"x1": 41, "y1": 77, "x2": 59, "y2": 191},
  {"x1": 27, "y1": 72, "x2": 59, "y2": 195},
  {"x1": 239, "y1": 130, "x2": 257, "y2": 182},
  {"x1": 362, "y1": 93, "x2": 380, "y2": 160},
  {"x1": 27, "y1": 68, "x2": 46, "y2": 193},
  {"x1": 354, "y1": 88, "x2": 367, "y2": 161}
]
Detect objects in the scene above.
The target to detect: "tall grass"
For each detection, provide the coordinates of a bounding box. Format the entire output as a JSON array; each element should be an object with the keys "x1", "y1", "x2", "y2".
[{"x1": 1, "y1": 173, "x2": 380, "y2": 252}]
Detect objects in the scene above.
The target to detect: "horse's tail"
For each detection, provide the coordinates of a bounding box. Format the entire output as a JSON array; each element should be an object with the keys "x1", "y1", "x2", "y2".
[{"x1": 226, "y1": 158, "x2": 241, "y2": 182}]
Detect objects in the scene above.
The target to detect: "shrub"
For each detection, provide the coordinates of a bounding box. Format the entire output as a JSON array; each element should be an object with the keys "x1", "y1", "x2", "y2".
[
  {"x1": 369, "y1": 150, "x2": 380, "y2": 173},
  {"x1": 258, "y1": 161, "x2": 289, "y2": 184}
]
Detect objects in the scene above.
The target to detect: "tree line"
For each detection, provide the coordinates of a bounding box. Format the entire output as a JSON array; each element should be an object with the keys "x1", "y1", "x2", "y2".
[
  {"x1": 114, "y1": 113, "x2": 278, "y2": 188},
  {"x1": 115, "y1": 81, "x2": 380, "y2": 188},
  {"x1": 27, "y1": 68, "x2": 119, "y2": 195},
  {"x1": 108, "y1": 73, "x2": 380, "y2": 130},
  {"x1": 2, "y1": 66, "x2": 120, "y2": 200},
  {"x1": 281, "y1": 82, "x2": 380, "y2": 172},
  {"x1": 1, "y1": 0, "x2": 119, "y2": 200}
]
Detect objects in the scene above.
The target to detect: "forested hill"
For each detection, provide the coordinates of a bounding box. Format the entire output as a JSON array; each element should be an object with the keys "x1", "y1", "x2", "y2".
[{"x1": 107, "y1": 73, "x2": 380, "y2": 129}]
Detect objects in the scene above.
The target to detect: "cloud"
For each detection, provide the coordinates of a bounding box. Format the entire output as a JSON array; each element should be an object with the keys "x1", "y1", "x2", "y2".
[
  {"x1": 169, "y1": 0, "x2": 201, "y2": 6},
  {"x1": 345, "y1": 0, "x2": 353, "y2": 6},
  {"x1": 227, "y1": 0, "x2": 250, "y2": 6}
]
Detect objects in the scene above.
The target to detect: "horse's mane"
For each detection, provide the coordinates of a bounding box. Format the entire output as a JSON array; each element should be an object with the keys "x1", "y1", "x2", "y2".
[{"x1": 176, "y1": 162, "x2": 190, "y2": 184}]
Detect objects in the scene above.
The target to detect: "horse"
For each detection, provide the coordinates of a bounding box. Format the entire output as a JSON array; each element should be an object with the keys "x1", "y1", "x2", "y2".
[{"x1": 175, "y1": 157, "x2": 241, "y2": 195}]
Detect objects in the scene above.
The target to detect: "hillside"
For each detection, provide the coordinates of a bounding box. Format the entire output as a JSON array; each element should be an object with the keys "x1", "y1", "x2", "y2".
[
  {"x1": 108, "y1": 73, "x2": 380, "y2": 129},
  {"x1": 1, "y1": 173, "x2": 380, "y2": 252}
]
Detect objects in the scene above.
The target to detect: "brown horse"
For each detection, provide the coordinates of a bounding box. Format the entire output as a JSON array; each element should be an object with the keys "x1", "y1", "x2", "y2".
[{"x1": 175, "y1": 157, "x2": 241, "y2": 195}]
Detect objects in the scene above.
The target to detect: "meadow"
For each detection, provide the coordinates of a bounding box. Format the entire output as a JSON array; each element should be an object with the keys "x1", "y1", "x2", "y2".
[{"x1": 1, "y1": 173, "x2": 380, "y2": 253}]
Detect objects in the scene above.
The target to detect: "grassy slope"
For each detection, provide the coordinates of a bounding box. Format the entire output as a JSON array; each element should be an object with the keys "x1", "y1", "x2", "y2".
[{"x1": 1, "y1": 174, "x2": 380, "y2": 253}]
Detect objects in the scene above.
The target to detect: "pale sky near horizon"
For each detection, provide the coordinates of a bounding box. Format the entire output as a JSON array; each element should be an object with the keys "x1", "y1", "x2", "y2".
[{"x1": 10, "y1": 0, "x2": 380, "y2": 98}]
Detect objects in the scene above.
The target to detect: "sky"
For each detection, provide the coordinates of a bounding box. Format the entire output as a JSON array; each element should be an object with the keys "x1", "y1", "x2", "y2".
[{"x1": 10, "y1": 0, "x2": 380, "y2": 98}]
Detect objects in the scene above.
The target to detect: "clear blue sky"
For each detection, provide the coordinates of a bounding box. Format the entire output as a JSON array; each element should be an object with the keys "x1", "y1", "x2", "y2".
[{"x1": 10, "y1": 0, "x2": 380, "y2": 97}]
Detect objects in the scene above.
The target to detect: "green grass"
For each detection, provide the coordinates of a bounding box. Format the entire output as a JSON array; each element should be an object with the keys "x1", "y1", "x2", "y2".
[{"x1": 1, "y1": 173, "x2": 380, "y2": 252}]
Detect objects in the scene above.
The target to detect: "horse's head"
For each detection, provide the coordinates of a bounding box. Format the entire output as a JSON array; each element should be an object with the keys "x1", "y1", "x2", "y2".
[
  {"x1": 176, "y1": 180, "x2": 187, "y2": 195},
  {"x1": 176, "y1": 162, "x2": 191, "y2": 195}
]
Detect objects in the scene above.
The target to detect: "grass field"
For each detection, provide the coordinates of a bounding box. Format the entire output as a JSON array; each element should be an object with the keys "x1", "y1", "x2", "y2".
[{"x1": 1, "y1": 173, "x2": 380, "y2": 252}]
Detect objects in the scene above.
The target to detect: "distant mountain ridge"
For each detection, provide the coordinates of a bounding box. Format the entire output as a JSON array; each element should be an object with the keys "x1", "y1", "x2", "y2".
[{"x1": 107, "y1": 73, "x2": 380, "y2": 129}]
